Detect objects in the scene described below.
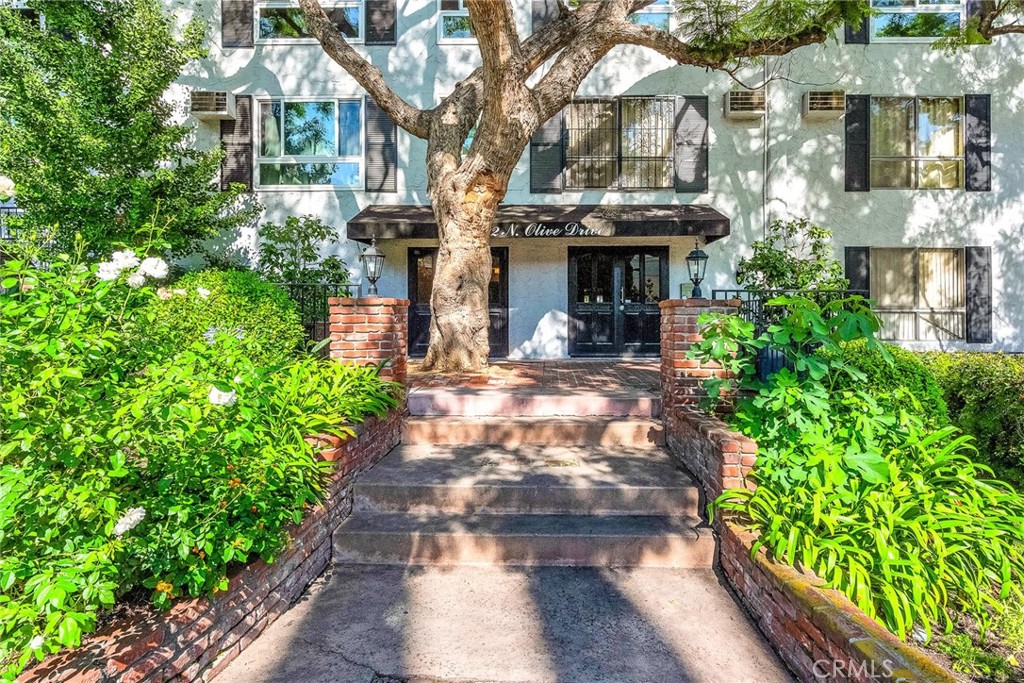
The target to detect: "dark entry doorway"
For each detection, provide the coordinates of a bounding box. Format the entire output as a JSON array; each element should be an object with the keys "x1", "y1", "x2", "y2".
[
  {"x1": 408, "y1": 247, "x2": 510, "y2": 358},
  {"x1": 568, "y1": 246, "x2": 668, "y2": 356}
]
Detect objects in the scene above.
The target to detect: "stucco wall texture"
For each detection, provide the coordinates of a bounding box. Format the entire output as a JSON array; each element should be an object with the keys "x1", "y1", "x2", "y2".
[{"x1": 173, "y1": 1, "x2": 1024, "y2": 356}]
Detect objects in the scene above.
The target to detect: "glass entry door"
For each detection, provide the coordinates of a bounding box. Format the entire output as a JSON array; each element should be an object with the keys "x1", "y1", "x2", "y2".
[
  {"x1": 408, "y1": 247, "x2": 509, "y2": 358},
  {"x1": 568, "y1": 247, "x2": 668, "y2": 356}
]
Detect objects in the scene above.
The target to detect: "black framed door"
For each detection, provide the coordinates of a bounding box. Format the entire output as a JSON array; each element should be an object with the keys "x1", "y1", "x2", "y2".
[
  {"x1": 568, "y1": 247, "x2": 668, "y2": 357},
  {"x1": 408, "y1": 247, "x2": 509, "y2": 358}
]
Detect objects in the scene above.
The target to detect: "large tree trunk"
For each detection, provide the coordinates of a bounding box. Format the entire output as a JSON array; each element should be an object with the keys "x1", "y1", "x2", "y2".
[{"x1": 422, "y1": 198, "x2": 496, "y2": 372}]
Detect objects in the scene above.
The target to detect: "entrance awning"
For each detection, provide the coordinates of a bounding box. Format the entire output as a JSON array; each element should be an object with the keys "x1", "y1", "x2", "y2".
[{"x1": 346, "y1": 204, "x2": 730, "y2": 243}]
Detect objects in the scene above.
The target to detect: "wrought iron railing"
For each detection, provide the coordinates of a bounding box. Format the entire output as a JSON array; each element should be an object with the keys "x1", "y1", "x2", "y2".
[
  {"x1": 711, "y1": 288, "x2": 870, "y2": 379},
  {"x1": 278, "y1": 282, "x2": 361, "y2": 354}
]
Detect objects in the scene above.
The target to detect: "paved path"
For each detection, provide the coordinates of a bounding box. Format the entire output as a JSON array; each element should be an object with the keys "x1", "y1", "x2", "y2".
[
  {"x1": 214, "y1": 564, "x2": 793, "y2": 683},
  {"x1": 408, "y1": 359, "x2": 660, "y2": 393}
]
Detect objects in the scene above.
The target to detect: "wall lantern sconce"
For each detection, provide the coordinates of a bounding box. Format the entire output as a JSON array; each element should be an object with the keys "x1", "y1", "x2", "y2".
[
  {"x1": 360, "y1": 237, "x2": 386, "y2": 296},
  {"x1": 685, "y1": 241, "x2": 709, "y2": 299}
]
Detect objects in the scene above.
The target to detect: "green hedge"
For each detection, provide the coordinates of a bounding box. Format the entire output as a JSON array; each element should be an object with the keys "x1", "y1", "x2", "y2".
[
  {"x1": 919, "y1": 352, "x2": 1024, "y2": 490},
  {"x1": 140, "y1": 269, "x2": 304, "y2": 367},
  {"x1": 823, "y1": 339, "x2": 950, "y2": 427}
]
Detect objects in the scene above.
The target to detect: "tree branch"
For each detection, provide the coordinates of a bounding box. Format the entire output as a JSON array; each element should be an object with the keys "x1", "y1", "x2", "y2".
[{"x1": 298, "y1": 0, "x2": 432, "y2": 138}]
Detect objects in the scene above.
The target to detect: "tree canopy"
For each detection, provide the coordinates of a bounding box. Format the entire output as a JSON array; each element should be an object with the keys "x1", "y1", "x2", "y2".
[{"x1": 0, "y1": 0, "x2": 257, "y2": 254}]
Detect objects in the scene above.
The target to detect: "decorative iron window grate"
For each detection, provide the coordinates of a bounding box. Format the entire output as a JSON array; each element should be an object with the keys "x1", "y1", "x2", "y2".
[{"x1": 564, "y1": 96, "x2": 674, "y2": 190}]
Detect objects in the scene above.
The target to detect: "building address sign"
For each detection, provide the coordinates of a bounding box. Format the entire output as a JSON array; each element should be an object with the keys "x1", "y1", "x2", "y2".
[{"x1": 490, "y1": 222, "x2": 613, "y2": 238}]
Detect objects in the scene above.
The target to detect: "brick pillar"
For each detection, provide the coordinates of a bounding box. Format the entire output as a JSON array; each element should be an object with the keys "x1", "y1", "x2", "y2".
[
  {"x1": 328, "y1": 298, "x2": 410, "y2": 385},
  {"x1": 659, "y1": 298, "x2": 743, "y2": 411}
]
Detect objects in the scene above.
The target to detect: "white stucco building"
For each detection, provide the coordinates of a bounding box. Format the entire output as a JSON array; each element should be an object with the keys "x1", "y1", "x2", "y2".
[{"x1": 177, "y1": 0, "x2": 1024, "y2": 358}]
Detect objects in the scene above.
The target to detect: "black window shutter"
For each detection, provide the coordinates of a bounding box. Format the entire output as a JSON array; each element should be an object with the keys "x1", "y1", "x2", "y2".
[
  {"x1": 365, "y1": 0, "x2": 397, "y2": 45},
  {"x1": 965, "y1": 246, "x2": 993, "y2": 343},
  {"x1": 530, "y1": 110, "x2": 563, "y2": 194},
  {"x1": 845, "y1": 17, "x2": 869, "y2": 44},
  {"x1": 220, "y1": 95, "x2": 252, "y2": 191},
  {"x1": 365, "y1": 97, "x2": 397, "y2": 193},
  {"x1": 532, "y1": 0, "x2": 559, "y2": 32},
  {"x1": 845, "y1": 95, "x2": 870, "y2": 192},
  {"x1": 222, "y1": 0, "x2": 254, "y2": 48},
  {"x1": 673, "y1": 96, "x2": 709, "y2": 193},
  {"x1": 965, "y1": 94, "x2": 991, "y2": 192},
  {"x1": 845, "y1": 246, "x2": 870, "y2": 294},
  {"x1": 440, "y1": 0, "x2": 460, "y2": 9}
]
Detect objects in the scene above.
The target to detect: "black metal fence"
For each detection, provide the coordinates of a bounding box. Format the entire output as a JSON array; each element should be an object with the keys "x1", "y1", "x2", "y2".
[
  {"x1": 711, "y1": 288, "x2": 869, "y2": 379},
  {"x1": 278, "y1": 282, "x2": 361, "y2": 354}
]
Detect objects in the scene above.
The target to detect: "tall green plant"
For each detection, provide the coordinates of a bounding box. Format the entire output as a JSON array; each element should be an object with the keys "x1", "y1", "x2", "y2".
[
  {"x1": 0, "y1": 1, "x2": 259, "y2": 254},
  {"x1": 256, "y1": 215, "x2": 348, "y2": 284},
  {"x1": 690, "y1": 296, "x2": 1024, "y2": 642},
  {"x1": 736, "y1": 217, "x2": 848, "y2": 291}
]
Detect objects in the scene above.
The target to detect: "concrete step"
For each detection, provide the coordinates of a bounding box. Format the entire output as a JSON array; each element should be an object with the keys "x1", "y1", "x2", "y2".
[
  {"x1": 354, "y1": 444, "x2": 699, "y2": 515},
  {"x1": 407, "y1": 388, "x2": 661, "y2": 418},
  {"x1": 403, "y1": 416, "x2": 666, "y2": 448},
  {"x1": 332, "y1": 512, "x2": 715, "y2": 568}
]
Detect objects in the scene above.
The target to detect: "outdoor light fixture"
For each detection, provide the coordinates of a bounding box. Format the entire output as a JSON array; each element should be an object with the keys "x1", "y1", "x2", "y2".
[
  {"x1": 685, "y1": 242, "x2": 709, "y2": 298},
  {"x1": 360, "y1": 237, "x2": 385, "y2": 296}
]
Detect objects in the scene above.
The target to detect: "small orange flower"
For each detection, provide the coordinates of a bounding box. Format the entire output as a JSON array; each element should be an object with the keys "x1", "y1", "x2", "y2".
[
  {"x1": 226, "y1": 464, "x2": 235, "y2": 471},
  {"x1": 251, "y1": 506, "x2": 258, "y2": 513},
  {"x1": 219, "y1": 500, "x2": 227, "y2": 509},
  {"x1": 155, "y1": 581, "x2": 174, "y2": 595},
  {"x1": 229, "y1": 478, "x2": 241, "y2": 487}
]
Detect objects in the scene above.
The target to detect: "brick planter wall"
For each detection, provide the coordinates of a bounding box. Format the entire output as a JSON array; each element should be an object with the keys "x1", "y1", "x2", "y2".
[
  {"x1": 660, "y1": 300, "x2": 953, "y2": 683},
  {"x1": 328, "y1": 297, "x2": 410, "y2": 385},
  {"x1": 20, "y1": 409, "x2": 403, "y2": 683}
]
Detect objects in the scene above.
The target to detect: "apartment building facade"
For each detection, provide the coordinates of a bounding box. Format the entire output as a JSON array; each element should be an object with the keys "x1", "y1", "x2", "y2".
[{"x1": 178, "y1": 0, "x2": 1024, "y2": 358}]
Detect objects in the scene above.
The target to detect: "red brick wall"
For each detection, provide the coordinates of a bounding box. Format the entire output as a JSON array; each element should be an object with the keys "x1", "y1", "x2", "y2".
[
  {"x1": 329, "y1": 298, "x2": 409, "y2": 385},
  {"x1": 20, "y1": 409, "x2": 404, "y2": 683},
  {"x1": 658, "y1": 298, "x2": 741, "y2": 411},
  {"x1": 666, "y1": 408, "x2": 756, "y2": 501}
]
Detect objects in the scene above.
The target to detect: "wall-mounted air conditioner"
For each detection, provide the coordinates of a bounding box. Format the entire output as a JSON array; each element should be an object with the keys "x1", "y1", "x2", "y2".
[
  {"x1": 724, "y1": 89, "x2": 766, "y2": 120},
  {"x1": 802, "y1": 90, "x2": 845, "y2": 121},
  {"x1": 190, "y1": 91, "x2": 236, "y2": 121}
]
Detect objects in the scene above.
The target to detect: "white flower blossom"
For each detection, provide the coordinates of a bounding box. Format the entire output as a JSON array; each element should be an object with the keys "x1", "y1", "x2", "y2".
[
  {"x1": 203, "y1": 326, "x2": 218, "y2": 345},
  {"x1": 233, "y1": 375, "x2": 243, "y2": 384},
  {"x1": 96, "y1": 262, "x2": 122, "y2": 281},
  {"x1": 126, "y1": 272, "x2": 146, "y2": 289},
  {"x1": 110, "y1": 250, "x2": 140, "y2": 269},
  {"x1": 113, "y1": 507, "x2": 146, "y2": 537},
  {"x1": 196, "y1": 287, "x2": 211, "y2": 299},
  {"x1": 138, "y1": 257, "x2": 169, "y2": 279},
  {"x1": 29, "y1": 635, "x2": 44, "y2": 651},
  {"x1": 208, "y1": 386, "x2": 237, "y2": 407},
  {"x1": 0, "y1": 175, "x2": 14, "y2": 201}
]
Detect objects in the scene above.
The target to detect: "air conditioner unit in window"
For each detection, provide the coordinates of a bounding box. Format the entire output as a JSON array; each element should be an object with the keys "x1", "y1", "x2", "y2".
[
  {"x1": 724, "y1": 89, "x2": 766, "y2": 120},
  {"x1": 190, "y1": 91, "x2": 236, "y2": 121},
  {"x1": 802, "y1": 90, "x2": 845, "y2": 121}
]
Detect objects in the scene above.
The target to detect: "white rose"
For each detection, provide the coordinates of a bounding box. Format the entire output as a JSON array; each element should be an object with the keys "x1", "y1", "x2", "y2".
[
  {"x1": 138, "y1": 257, "x2": 169, "y2": 279},
  {"x1": 29, "y1": 635, "x2": 44, "y2": 651},
  {"x1": 208, "y1": 386, "x2": 237, "y2": 407},
  {"x1": 96, "y1": 262, "x2": 122, "y2": 281},
  {"x1": 113, "y1": 507, "x2": 146, "y2": 537},
  {"x1": 0, "y1": 175, "x2": 14, "y2": 201},
  {"x1": 196, "y1": 287, "x2": 211, "y2": 299},
  {"x1": 126, "y1": 272, "x2": 146, "y2": 288},
  {"x1": 110, "y1": 250, "x2": 140, "y2": 269}
]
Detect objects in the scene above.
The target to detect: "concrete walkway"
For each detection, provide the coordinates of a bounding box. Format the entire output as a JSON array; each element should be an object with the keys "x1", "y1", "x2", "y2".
[{"x1": 214, "y1": 564, "x2": 793, "y2": 683}]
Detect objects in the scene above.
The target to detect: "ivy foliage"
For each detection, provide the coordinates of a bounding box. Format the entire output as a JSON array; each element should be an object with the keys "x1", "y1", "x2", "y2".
[
  {"x1": 0, "y1": 0, "x2": 259, "y2": 254},
  {"x1": 690, "y1": 296, "x2": 1024, "y2": 642},
  {"x1": 736, "y1": 217, "x2": 848, "y2": 291}
]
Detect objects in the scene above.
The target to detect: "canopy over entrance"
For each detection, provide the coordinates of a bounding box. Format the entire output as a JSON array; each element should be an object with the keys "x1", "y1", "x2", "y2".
[{"x1": 346, "y1": 204, "x2": 730, "y2": 243}]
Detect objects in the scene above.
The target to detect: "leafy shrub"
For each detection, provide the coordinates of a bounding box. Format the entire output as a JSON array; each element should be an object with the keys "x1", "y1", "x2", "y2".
[
  {"x1": 256, "y1": 215, "x2": 348, "y2": 285},
  {"x1": 139, "y1": 269, "x2": 305, "y2": 367},
  {"x1": 736, "y1": 217, "x2": 849, "y2": 291},
  {"x1": 0, "y1": 247, "x2": 398, "y2": 680},
  {"x1": 822, "y1": 339, "x2": 949, "y2": 427},
  {"x1": 691, "y1": 296, "x2": 1024, "y2": 642},
  {"x1": 919, "y1": 352, "x2": 1024, "y2": 491}
]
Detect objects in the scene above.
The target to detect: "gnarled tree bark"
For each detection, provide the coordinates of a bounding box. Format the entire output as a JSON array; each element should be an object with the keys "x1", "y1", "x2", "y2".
[{"x1": 298, "y1": 0, "x2": 870, "y2": 371}]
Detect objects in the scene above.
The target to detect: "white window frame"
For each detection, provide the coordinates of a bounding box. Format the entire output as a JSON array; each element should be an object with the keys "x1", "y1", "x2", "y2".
[
  {"x1": 3, "y1": 0, "x2": 45, "y2": 28},
  {"x1": 255, "y1": 97, "x2": 365, "y2": 191},
  {"x1": 628, "y1": 0, "x2": 673, "y2": 32},
  {"x1": 255, "y1": 0, "x2": 364, "y2": 44},
  {"x1": 870, "y1": 247, "x2": 967, "y2": 342},
  {"x1": 437, "y1": 0, "x2": 474, "y2": 45},
  {"x1": 870, "y1": 0, "x2": 964, "y2": 43},
  {"x1": 869, "y1": 94, "x2": 964, "y2": 190}
]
